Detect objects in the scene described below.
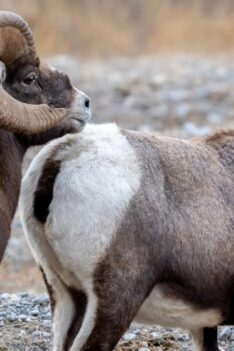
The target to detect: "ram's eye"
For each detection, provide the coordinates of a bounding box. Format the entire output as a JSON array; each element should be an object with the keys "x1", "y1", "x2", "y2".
[{"x1": 23, "y1": 74, "x2": 36, "y2": 85}]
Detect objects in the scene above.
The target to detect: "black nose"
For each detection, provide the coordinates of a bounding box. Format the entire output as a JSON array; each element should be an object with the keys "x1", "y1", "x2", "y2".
[{"x1": 84, "y1": 97, "x2": 90, "y2": 110}]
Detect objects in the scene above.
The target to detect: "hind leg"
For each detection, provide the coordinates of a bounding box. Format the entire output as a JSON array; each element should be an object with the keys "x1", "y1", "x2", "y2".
[
  {"x1": 203, "y1": 328, "x2": 219, "y2": 351},
  {"x1": 40, "y1": 266, "x2": 75, "y2": 351},
  {"x1": 68, "y1": 273, "x2": 151, "y2": 351},
  {"x1": 69, "y1": 288, "x2": 142, "y2": 351},
  {"x1": 64, "y1": 288, "x2": 87, "y2": 351},
  {"x1": 191, "y1": 327, "x2": 219, "y2": 351}
]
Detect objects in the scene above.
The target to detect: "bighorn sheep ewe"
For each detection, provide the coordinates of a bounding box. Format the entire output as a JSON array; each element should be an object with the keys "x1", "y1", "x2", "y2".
[
  {"x1": 20, "y1": 124, "x2": 234, "y2": 351},
  {"x1": 0, "y1": 11, "x2": 90, "y2": 262}
]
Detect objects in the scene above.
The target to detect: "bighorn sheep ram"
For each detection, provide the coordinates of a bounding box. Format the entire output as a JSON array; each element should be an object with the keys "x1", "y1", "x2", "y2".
[
  {"x1": 0, "y1": 11, "x2": 90, "y2": 262},
  {"x1": 20, "y1": 123, "x2": 234, "y2": 351}
]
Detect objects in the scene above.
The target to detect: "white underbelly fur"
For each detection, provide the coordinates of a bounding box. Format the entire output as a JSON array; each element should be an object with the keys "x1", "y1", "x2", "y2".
[{"x1": 135, "y1": 286, "x2": 222, "y2": 330}]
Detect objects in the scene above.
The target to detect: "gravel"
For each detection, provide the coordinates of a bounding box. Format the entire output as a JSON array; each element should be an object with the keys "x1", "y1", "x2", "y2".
[
  {"x1": 0, "y1": 293, "x2": 52, "y2": 351},
  {"x1": 0, "y1": 293, "x2": 234, "y2": 351}
]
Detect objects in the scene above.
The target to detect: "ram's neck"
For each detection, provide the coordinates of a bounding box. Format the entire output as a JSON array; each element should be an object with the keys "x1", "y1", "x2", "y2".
[{"x1": 16, "y1": 123, "x2": 77, "y2": 149}]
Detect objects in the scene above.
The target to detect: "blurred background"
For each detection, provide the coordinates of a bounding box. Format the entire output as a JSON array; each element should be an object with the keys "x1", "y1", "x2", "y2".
[
  {"x1": 3, "y1": 0, "x2": 234, "y2": 56},
  {"x1": 1, "y1": 0, "x2": 234, "y2": 293}
]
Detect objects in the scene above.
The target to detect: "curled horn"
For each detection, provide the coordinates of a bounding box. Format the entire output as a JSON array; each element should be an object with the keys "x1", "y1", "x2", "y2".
[{"x1": 0, "y1": 11, "x2": 68, "y2": 134}]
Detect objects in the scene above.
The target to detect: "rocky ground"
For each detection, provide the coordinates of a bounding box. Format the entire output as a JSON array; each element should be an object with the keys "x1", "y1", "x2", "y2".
[
  {"x1": 1, "y1": 293, "x2": 234, "y2": 351},
  {"x1": 1, "y1": 55, "x2": 234, "y2": 350},
  {"x1": 0, "y1": 293, "x2": 234, "y2": 351}
]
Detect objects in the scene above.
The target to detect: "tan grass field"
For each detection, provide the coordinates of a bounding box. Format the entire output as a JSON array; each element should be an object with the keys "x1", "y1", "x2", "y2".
[{"x1": 1, "y1": 0, "x2": 234, "y2": 57}]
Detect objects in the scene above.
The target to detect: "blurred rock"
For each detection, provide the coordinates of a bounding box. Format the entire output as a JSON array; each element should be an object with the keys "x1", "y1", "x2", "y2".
[
  {"x1": 220, "y1": 327, "x2": 232, "y2": 341},
  {"x1": 182, "y1": 122, "x2": 211, "y2": 137},
  {"x1": 46, "y1": 54, "x2": 234, "y2": 138}
]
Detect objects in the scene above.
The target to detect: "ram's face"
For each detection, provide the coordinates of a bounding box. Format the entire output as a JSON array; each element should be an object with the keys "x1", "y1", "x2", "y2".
[
  {"x1": 0, "y1": 11, "x2": 91, "y2": 134},
  {"x1": 4, "y1": 63, "x2": 91, "y2": 129},
  {"x1": 5, "y1": 64, "x2": 74, "y2": 107}
]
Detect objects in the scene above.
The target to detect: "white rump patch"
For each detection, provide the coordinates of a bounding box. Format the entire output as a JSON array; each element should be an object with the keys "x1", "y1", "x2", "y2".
[
  {"x1": 45, "y1": 124, "x2": 141, "y2": 282},
  {"x1": 20, "y1": 123, "x2": 141, "y2": 350}
]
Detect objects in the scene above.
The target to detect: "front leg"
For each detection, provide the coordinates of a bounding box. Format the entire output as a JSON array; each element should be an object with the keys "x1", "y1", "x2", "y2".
[{"x1": 191, "y1": 327, "x2": 219, "y2": 351}]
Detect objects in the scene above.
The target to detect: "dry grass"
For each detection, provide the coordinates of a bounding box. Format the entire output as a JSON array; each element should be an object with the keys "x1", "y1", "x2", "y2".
[
  {"x1": 0, "y1": 261, "x2": 44, "y2": 294},
  {"x1": 1, "y1": 0, "x2": 234, "y2": 57}
]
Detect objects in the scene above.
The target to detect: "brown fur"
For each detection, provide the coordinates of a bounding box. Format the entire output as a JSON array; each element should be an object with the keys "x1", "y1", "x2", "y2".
[
  {"x1": 0, "y1": 131, "x2": 23, "y2": 260},
  {"x1": 206, "y1": 129, "x2": 234, "y2": 143},
  {"x1": 24, "y1": 127, "x2": 234, "y2": 351},
  {"x1": 64, "y1": 289, "x2": 87, "y2": 351},
  {"x1": 79, "y1": 129, "x2": 234, "y2": 350}
]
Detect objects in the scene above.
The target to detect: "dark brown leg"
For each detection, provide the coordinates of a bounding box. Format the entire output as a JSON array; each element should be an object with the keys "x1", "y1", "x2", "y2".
[
  {"x1": 75, "y1": 268, "x2": 154, "y2": 351},
  {"x1": 203, "y1": 327, "x2": 218, "y2": 351},
  {"x1": 79, "y1": 293, "x2": 145, "y2": 351},
  {"x1": 39, "y1": 266, "x2": 56, "y2": 314},
  {"x1": 64, "y1": 288, "x2": 87, "y2": 351},
  {"x1": 192, "y1": 327, "x2": 218, "y2": 351}
]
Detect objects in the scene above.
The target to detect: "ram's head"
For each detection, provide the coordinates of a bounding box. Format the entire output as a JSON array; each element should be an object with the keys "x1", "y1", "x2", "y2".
[{"x1": 0, "y1": 11, "x2": 91, "y2": 134}]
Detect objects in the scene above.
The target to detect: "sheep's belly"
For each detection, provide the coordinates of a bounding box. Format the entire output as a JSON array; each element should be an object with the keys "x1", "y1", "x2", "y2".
[{"x1": 134, "y1": 286, "x2": 221, "y2": 330}]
